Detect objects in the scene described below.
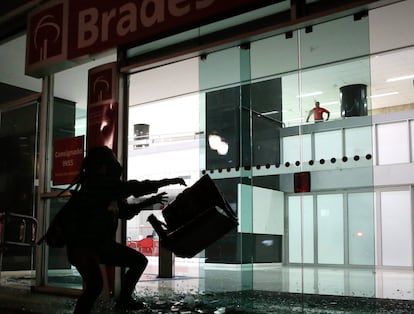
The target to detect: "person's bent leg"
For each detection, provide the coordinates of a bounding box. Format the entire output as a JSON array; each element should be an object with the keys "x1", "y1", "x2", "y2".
[
  {"x1": 100, "y1": 242, "x2": 148, "y2": 309},
  {"x1": 68, "y1": 247, "x2": 103, "y2": 314}
]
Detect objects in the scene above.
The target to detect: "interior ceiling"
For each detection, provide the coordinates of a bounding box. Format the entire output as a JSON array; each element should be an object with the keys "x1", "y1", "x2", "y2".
[{"x1": 0, "y1": 0, "x2": 42, "y2": 43}]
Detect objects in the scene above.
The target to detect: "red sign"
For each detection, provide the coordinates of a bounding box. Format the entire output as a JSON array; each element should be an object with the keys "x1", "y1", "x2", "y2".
[
  {"x1": 26, "y1": 0, "x2": 282, "y2": 77},
  {"x1": 67, "y1": 0, "x2": 279, "y2": 59},
  {"x1": 25, "y1": 0, "x2": 69, "y2": 77},
  {"x1": 53, "y1": 136, "x2": 84, "y2": 185},
  {"x1": 87, "y1": 62, "x2": 118, "y2": 151}
]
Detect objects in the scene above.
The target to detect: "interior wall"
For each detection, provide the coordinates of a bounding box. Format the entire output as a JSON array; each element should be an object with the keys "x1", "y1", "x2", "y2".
[{"x1": 0, "y1": 35, "x2": 41, "y2": 93}]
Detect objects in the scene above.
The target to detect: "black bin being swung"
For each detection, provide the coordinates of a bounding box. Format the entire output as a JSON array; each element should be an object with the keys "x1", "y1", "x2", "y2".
[{"x1": 148, "y1": 175, "x2": 238, "y2": 258}]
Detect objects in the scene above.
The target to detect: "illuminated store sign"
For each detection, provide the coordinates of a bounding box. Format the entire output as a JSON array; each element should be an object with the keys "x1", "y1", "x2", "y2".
[
  {"x1": 26, "y1": 0, "x2": 280, "y2": 77},
  {"x1": 87, "y1": 62, "x2": 119, "y2": 151}
]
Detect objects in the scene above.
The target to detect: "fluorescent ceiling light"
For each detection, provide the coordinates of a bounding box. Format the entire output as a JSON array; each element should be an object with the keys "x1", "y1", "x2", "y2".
[
  {"x1": 261, "y1": 110, "x2": 279, "y2": 115},
  {"x1": 386, "y1": 74, "x2": 414, "y2": 82},
  {"x1": 370, "y1": 91, "x2": 399, "y2": 98},
  {"x1": 296, "y1": 91, "x2": 323, "y2": 98}
]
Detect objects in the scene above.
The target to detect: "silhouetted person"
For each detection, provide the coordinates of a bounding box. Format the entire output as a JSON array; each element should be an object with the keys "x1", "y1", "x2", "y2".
[
  {"x1": 65, "y1": 146, "x2": 186, "y2": 313},
  {"x1": 306, "y1": 101, "x2": 330, "y2": 123}
]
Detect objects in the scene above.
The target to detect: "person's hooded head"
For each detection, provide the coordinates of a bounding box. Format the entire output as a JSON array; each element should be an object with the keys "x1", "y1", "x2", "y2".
[{"x1": 81, "y1": 146, "x2": 122, "y2": 179}]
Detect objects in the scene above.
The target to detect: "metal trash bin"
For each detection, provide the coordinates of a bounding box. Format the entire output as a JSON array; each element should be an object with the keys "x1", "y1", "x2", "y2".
[{"x1": 148, "y1": 175, "x2": 238, "y2": 258}]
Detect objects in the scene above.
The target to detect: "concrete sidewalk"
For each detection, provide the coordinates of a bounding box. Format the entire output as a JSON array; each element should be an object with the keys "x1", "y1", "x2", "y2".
[{"x1": 0, "y1": 285, "x2": 75, "y2": 313}]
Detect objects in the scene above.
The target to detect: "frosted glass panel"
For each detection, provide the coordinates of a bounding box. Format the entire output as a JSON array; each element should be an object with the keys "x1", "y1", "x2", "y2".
[
  {"x1": 199, "y1": 47, "x2": 240, "y2": 90},
  {"x1": 252, "y1": 186, "x2": 284, "y2": 235},
  {"x1": 288, "y1": 195, "x2": 314, "y2": 263},
  {"x1": 315, "y1": 130, "x2": 342, "y2": 160},
  {"x1": 282, "y1": 134, "x2": 312, "y2": 163},
  {"x1": 317, "y1": 194, "x2": 344, "y2": 264},
  {"x1": 381, "y1": 190, "x2": 412, "y2": 267},
  {"x1": 345, "y1": 127, "x2": 372, "y2": 158},
  {"x1": 348, "y1": 192, "x2": 375, "y2": 265},
  {"x1": 410, "y1": 121, "x2": 414, "y2": 161},
  {"x1": 300, "y1": 15, "x2": 369, "y2": 68},
  {"x1": 251, "y1": 33, "x2": 298, "y2": 79},
  {"x1": 377, "y1": 122, "x2": 409, "y2": 165}
]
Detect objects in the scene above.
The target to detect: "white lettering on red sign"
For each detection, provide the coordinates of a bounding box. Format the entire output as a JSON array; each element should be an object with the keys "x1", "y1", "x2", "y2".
[{"x1": 77, "y1": 0, "x2": 215, "y2": 49}]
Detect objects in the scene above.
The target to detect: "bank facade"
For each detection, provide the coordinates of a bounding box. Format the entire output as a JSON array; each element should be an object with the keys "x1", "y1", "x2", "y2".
[{"x1": 1, "y1": 0, "x2": 414, "y2": 305}]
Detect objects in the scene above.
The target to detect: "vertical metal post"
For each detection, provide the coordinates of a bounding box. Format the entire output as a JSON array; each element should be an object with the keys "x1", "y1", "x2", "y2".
[
  {"x1": 0, "y1": 214, "x2": 4, "y2": 283},
  {"x1": 158, "y1": 246, "x2": 175, "y2": 278},
  {"x1": 35, "y1": 75, "x2": 54, "y2": 287}
]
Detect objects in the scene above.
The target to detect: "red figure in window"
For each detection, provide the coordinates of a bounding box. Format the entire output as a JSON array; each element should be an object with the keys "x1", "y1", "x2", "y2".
[{"x1": 306, "y1": 101, "x2": 330, "y2": 123}]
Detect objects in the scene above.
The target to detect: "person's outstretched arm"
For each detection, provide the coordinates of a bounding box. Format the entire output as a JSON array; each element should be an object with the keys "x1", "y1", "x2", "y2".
[
  {"x1": 120, "y1": 177, "x2": 186, "y2": 198},
  {"x1": 156, "y1": 178, "x2": 186, "y2": 188},
  {"x1": 118, "y1": 192, "x2": 168, "y2": 220}
]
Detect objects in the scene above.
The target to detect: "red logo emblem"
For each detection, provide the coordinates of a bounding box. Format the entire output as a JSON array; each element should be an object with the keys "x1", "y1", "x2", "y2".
[
  {"x1": 89, "y1": 68, "x2": 114, "y2": 105},
  {"x1": 27, "y1": 2, "x2": 65, "y2": 66}
]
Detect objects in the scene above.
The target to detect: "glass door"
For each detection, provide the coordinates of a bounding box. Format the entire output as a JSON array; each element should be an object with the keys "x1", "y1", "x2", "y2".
[
  {"x1": 0, "y1": 98, "x2": 39, "y2": 287},
  {"x1": 127, "y1": 57, "x2": 201, "y2": 294}
]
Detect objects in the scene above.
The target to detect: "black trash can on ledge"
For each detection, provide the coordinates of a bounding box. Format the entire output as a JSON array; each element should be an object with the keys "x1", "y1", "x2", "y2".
[{"x1": 340, "y1": 84, "x2": 368, "y2": 117}]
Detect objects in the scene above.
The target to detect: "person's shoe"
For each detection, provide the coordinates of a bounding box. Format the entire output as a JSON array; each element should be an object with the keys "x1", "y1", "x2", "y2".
[{"x1": 115, "y1": 298, "x2": 145, "y2": 310}]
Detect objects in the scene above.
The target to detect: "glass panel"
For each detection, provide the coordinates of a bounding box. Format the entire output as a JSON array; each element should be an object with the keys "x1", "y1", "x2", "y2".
[
  {"x1": 369, "y1": 1, "x2": 414, "y2": 117},
  {"x1": 345, "y1": 127, "x2": 372, "y2": 158},
  {"x1": 250, "y1": 78, "x2": 283, "y2": 167},
  {"x1": 127, "y1": 1, "x2": 290, "y2": 59},
  {"x1": 199, "y1": 47, "x2": 240, "y2": 90},
  {"x1": 317, "y1": 194, "x2": 344, "y2": 264},
  {"x1": 282, "y1": 134, "x2": 312, "y2": 164},
  {"x1": 239, "y1": 46, "x2": 255, "y2": 296},
  {"x1": 411, "y1": 121, "x2": 414, "y2": 161},
  {"x1": 301, "y1": 58, "x2": 371, "y2": 124},
  {"x1": 199, "y1": 2, "x2": 290, "y2": 37},
  {"x1": 380, "y1": 190, "x2": 412, "y2": 267},
  {"x1": 201, "y1": 45, "x2": 254, "y2": 298},
  {"x1": 298, "y1": 12, "x2": 375, "y2": 306},
  {"x1": 369, "y1": 1, "x2": 414, "y2": 53},
  {"x1": 288, "y1": 195, "x2": 314, "y2": 263},
  {"x1": 249, "y1": 30, "x2": 300, "y2": 300},
  {"x1": 348, "y1": 192, "x2": 375, "y2": 265},
  {"x1": 377, "y1": 122, "x2": 409, "y2": 165},
  {"x1": 370, "y1": 46, "x2": 414, "y2": 116},
  {"x1": 251, "y1": 32, "x2": 299, "y2": 79},
  {"x1": 130, "y1": 58, "x2": 199, "y2": 104},
  {"x1": 205, "y1": 85, "x2": 241, "y2": 170},
  {"x1": 300, "y1": 15, "x2": 369, "y2": 68},
  {"x1": 128, "y1": 58, "x2": 200, "y2": 294},
  {"x1": 314, "y1": 130, "x2": 342, "y2": 161},
  {"x1": 0, "y1": 102, "x2": 39, "y2": 286},
  {"x1": 122, "y1": 2, "x2": 382, "y2": 310},
  {"x1": 251, "y1": 32, "x2": 300, "y2": 128}
]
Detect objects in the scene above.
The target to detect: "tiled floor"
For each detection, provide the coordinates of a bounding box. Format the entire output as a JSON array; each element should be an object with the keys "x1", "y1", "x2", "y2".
[
  {"x1": 137, "y1": 257, "x2": 414, "y2": 301},
  {"x1": 1, "y1": 258, "x2": 414, "y2": 313}
]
